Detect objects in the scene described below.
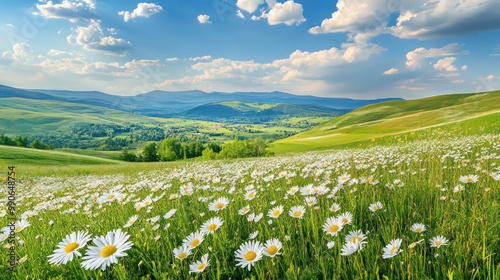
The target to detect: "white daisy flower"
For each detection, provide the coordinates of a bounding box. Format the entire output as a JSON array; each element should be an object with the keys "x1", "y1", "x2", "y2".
[
  {"x1": 81, "y1": 229, "x2": 133, "y2": 271},
  {"x1": 48, "y1": 231, "x2": 92, "y2": 265}
]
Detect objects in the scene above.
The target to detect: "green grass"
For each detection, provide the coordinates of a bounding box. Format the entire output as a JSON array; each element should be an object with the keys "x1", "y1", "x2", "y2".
[
  {"x1": 271, "y1": 90, "x2": 500, "y2": 154},
  {"x1": 0, "y1": 145, "x2": 121, "y2": 167},
  {"x1": 0, "y1": 133, "x2": 499, "y2": 279}
]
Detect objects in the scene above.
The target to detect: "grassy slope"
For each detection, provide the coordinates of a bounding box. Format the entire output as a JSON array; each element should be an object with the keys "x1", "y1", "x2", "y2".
[
  {"x1": 0, "y1": 98, "x2": 161, "y2": 135},
  {"x1": 271, "y1": 90, "x2": 500, "y2": 153}
]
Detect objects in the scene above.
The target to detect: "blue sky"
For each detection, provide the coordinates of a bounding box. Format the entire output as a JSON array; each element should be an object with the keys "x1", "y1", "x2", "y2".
[{"x1": 0, "y1": 0, "x2": 499, "y2": 99}]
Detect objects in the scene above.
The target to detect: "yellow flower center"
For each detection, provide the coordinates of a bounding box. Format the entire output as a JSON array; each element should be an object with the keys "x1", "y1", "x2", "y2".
[
  {"x1": 178, "y1": 252, "x2": 187, "y2": 259},
  {"x1": 14, "y1": 226, "x2": 22, "y2": 232},
  {"x1": 342, "y1": 218, "x2": 348, "y2": 224},
  {"x1": 373, "y1": 206, "x2": 379, "y2": 211},
  {"x1": 435, "y1": 241, "x2": 442, "y2": 246},
  {"x1": 329, "y1": 225, "x2": 339, "y2": 233},
  {"x1": 368, "y1": 178, "x2": 374, "y2": 183},
  {"x1": 291, "y1": 189, "x2": 297, "y2": 194},
  {"x1": 215, "y1": 203, "x2": 224, "y2": 209},
  {"x1": 190, "y1": 239, "x2": 200, "y2": 247},
  {"x1": 197, "y1": 263, "x2": 206, "y2": 270},
  {"x1": 293, "y1": 211, "x2": 302, "y2": 217},
  {"x1": 244, "y1": 251, "x2": 257, "y2": 261},
  {"x1": 100, "y1": 245, "x2": 117, "y2": 258},
  {"x1": 272, "y1": 210, "x2": 281, "y2": 217},
  {"x1": 390, "y1": 246, "x2": 398, "y2": 254},
  {"x1": 267, "y1": 245, "x2": 278, "y2": 255},
  {"x1": 415, "y1": 228, "x2": 422, "y2": 233},
  {"x1": 207, "y1": 224, "x2": 217, "y2": 231},
  {"x1": 350, "y1": 237, "x2": 359, "y2": 243},
  {"x1": 107, "y1": 194, "x2": 115, "y2": 200},
  {"x1": 248, "y1": 193, "x2": 254, "y2": 198},
  {"x1": 144, "y1": 201, "x2": 151, "y2": 205},
  {"x1": 64, "y1": 242, "x2": 79, "y2": 253},
  {"x1": 466, "y1": 177, "x2": 473, "y2": 182}
]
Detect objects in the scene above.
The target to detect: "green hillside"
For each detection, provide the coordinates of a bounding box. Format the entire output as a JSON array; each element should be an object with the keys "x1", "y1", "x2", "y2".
[
  {"x1": 0, "y1": 145, "x2": 121, "y2": 166},
  {"x1": 271, "y1": 90, "x2": 500, "y2": 153},
  {"x1": 0, "y1": 97, "x2": 161, "y2": 135}
]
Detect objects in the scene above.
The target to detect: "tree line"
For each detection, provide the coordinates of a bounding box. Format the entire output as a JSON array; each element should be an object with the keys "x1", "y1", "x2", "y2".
[{"x1": 120, "y1": 137, "x2": 272, "y2": 162}]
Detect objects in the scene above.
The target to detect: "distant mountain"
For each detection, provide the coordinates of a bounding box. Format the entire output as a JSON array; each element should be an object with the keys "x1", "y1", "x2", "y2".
[
  {"x1": 0, "y1": 84, "x2": 403, "y2": 119},
  {"x1": 182, "y1": 101, "x2": 349, "y2": 121}
]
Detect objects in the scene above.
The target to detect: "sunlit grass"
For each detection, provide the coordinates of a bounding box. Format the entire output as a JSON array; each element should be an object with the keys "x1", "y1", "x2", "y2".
[{"x1": 0, "y1": 134, "x2": 499, "y2": 279}]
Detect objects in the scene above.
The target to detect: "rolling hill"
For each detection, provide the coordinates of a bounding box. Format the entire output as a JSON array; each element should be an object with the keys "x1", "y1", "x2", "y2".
[
  {"x1": 271, "y1": 90, "x2": 500, "y2": 153},
  {"x1": 183, "y1": 101, "x2": 349, "y2": 120},
  {"x1": 3, "y1": 84, "x2": 403, "y2": 117}
]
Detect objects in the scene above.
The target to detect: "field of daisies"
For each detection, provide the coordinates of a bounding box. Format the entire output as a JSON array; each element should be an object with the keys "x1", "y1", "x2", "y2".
[{"x1": 1, "y1": 134, "x2": 500, "y2": 279}]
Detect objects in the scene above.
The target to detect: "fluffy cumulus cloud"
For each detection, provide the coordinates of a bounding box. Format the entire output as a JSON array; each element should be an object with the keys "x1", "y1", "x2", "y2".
[
  {"x1": 383, "y1": 68, "x2": 399, "y2": 75},
  {"x1": 197, "y1": 14, "x2": 211, "y2": 24},
  {"x1": 236, "y1": 0, "x2": 264, "y2": 14},
  {"x1": 36, "y1": 0, "x2": 97, "y2": 22},
  {"x1": 154, "y1": 43, "x2": 385, "y2": 94},
  {"x1": 391, "y1": 0, "x2": 500, "y2": 39},
  {"x1": 310, "y1": 0, "x2": 500, "y2": 41},
  {"x1": 266, "y1": 1, "x2": 305, "y2": 26},
  {"x1": 433, "y1": 57, "x2": 458, "y2": 72},
  {"x1": 118, "y1": 2, "x2": 163, "y2": 22},
  {"x1": 405, "y1": 43, "x2": 462, "y2": 68},
  {"x1": 67, "y1": 20, "x2": 131, "y2": 56}
]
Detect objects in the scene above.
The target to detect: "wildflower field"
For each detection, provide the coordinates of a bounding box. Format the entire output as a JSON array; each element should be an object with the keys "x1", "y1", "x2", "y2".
[{"x1": 1, "y1": 134, "x2": 500, "y2": 279}]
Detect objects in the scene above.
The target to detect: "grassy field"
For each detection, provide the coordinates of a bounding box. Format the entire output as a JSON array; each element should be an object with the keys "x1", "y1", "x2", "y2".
[
  {"x1": 271, "y1": 90, "x2": 500, "y2": 154},
  {"x1": 0, "y1": 133, "x2": 499, "y2": 279}
]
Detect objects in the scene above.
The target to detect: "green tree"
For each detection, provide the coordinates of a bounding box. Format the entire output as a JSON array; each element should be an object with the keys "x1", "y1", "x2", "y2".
[
  {"x1": 142, "y1": 142, "x2": 158, "y2": 162},
  {"x1": 119, "y1": 147, "x2": 137, "y2": 162},
  {"x1": 201, "y1": 147, "x2": 217, "y2": 160},
  {"x1": 158, "y1": 138, "x2": 181, "y2": 161}
]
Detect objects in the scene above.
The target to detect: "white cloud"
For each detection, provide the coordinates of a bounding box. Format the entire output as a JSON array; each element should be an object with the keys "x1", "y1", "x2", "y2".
[
  {"x1": 197, "y1": 14, "x2": 211, "y2": 24},
  {"x1": 485, "y1": 74, "x2": 499, "y2": 81},
  {"x1": 391, "y1": 0, "x2": 500, "y2": 39},
  {"x1": 236, "y1": 0, "x2": 264, "y2": 14},
  {"x1": 406, "y1": 43, "x2": 461, "y2": 68},
  {"x1": 383, "y1": 68, "x2": 399, "y2": 75},
  {"x1": 36, "y1": 0, "x2": 97, "y2": 22},
  {"x1": 154, "y1": 43, "x2": 385, "y2": 94},
  {"x1": 236, "y1": 10, "x2": 245, "y2": 19},
  {"x1": 12, "y1": 43, "x2": 30, "y2": 61},
  {"x1": 433, "y1": 57, "x2": 458, "y2": 72},
  {"x1": 118, "y1": 2, "x2": 163, "y2": 22},
  {"x1": 189, "y1": 55, "x2": 212, "y2": 61},
  {"x1": 267, "y1": 1, "x2": 305, "y2": 26},
  {"x1": 67, "y1": 20, "x2": 131, "y2": 56},
  {"x1": 461, "y1": 65, "x2": 468, "y2": 71},
  {"x1": 166, "y1": 57, "x2": 179, "y2": 62}
]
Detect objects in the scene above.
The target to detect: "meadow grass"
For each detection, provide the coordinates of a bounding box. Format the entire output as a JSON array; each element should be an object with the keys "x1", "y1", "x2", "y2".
[{"x1": 0, "y1": 134, "x2": 499, "y2": 279}]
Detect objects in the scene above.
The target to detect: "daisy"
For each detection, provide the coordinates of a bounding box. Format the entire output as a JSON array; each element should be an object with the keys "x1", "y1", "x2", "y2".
[
  {"x1": 408, "y1": 239, "x2": 425, "y2": 249},
  {"x1": 267, "y1": 205, "x2": 284, "y2": 219},
  {"x1": 254, "y1": 213, "x2": 263, "y2": 222},
  {"x1": 382, "y1": 238, "x2": 403, "y2": 259},
  {"x1": 340, "y1": 241, "x2": 360, "y2": 256},
  {"x1": 183, "y1": 231, "x2": 205, "y2": 249},
  {"x1": 304, "y1": 196, "x2": 317, "y2": 207},
  {"x1": 459, "y1": 174, "x2": 479, "y2": 184},
  {"x1": 238, "y1": 205, "x2": 250, "y2": 215},
  {"x1": 244, "y1": 190, "x2": 257, "y2": 201},
  {"x1": 338, "y1": 212, "x2": 353, "y2": 225},
  {"x1": 344, "y1": 230, "x2": 367, "y2": 248},
  {"x1": 200, "y1": 217, "x2": 223, "y2": 234},
  {"x1": 369, "y1": 201, "x2": 383, "y2": 212},
  {"x1": 208, "y1": 197, "x2": 229, "y2": 212},
  {"x1": 327, "y1": 241, "x2": 335, "y2": 249},
  {"x1": 13, "y1": 220, "x2": 30, "y2": 233},
  {"x1": 81, "y1": 229, "x2": 133, "y2": 271},
  {"x1": 97, "y1": 191, "x2": 121, "y2": 204},
  {"x1": 410, "y1": 223, "x2": 426, "y2": 233},
  {"x1": 248, "y1": 230, "x2": 259, "y2": 240},
  {"x1": 287, "y1": 186, "x2": 299, "y2": 195},
  {"x1": 173, "y1": 245, "x2": 192, "y2": 260},
  {"x1": 323, "y1": 217, "x2": 344, "y2": 236},
  {"x1": 289, "y1": 205, "x2": 306, "y2": 219},
  {"x1": 329, "y1": 203, "x2": 341, "y2": 212},
  {"x1": 235, "y1": 240, "x2": 264, "y2": 271},
  {"x1": 189, "y1": 253, "x2": 210, "y2": 273},
  {"x1": 338, "y1": 173, "x2": 351, "y2": 184},
  {"x1": 163, "y1": 209, "x2": 177, "y2": 219},
  {"x1": 123, "y1": 215, "x2": 139, "y2": 228},
  {"x1": 48, "y1": 231, "x2": 92, "y2": 265},
  {"x1": 429, "y1": 236, "x2": 449, "y2": 248},
  {"x1": 263, "y1": 238, "x2": 282, "y2": 257}
]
